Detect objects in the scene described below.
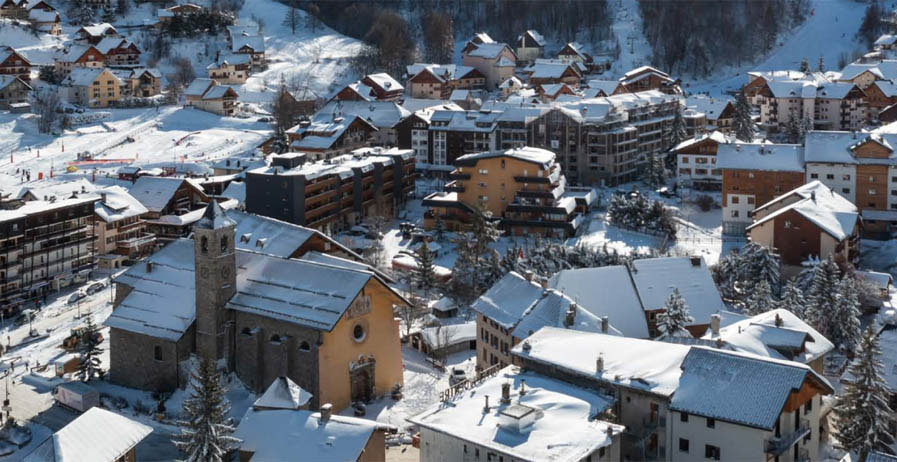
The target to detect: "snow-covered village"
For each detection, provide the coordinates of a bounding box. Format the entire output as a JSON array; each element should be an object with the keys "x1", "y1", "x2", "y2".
[{"x1": 1, "y1": 0, "x2": 897, "y2": 460}]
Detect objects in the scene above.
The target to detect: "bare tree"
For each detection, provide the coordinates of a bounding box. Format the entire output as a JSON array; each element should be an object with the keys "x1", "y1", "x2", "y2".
[
  {"x1": 431, "y1": 323, "x2": 457, "y2": 363},
  {"x1": 167, "y1": 56, "x2": 196, "y2": 98},
  {"x1": 33, "y1": 88, "x2": 61, "y2": 135},
  {"x1": 422, "y1": 10, "x2": 453, "y2": 63},
  {"x1": 396, "y1": 284, "x2": 426, "y2": 339},
  {"x1": 271, "y1": 82, "x2": 298, "y2": 134},
  {"x1": 283, "y1": 1, "x2": 300, "y2": 34},
  {"x1": 304, "y1": 2, "x2": 319, "y2": 32}
]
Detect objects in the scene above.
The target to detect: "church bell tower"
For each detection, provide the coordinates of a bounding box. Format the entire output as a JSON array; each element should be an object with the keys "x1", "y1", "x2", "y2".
[{"x1": 193, "y1": 201, "x2": 237, "y2": 362}]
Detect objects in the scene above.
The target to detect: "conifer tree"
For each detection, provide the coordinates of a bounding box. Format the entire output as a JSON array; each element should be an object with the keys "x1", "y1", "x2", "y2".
[
  {"x1": 799, "y1": 57, "x2": 810, "y2": 73},
  {"x1": 77, "y1": 315, "x2": 103, "y2": 382},
  {"x1": 666, "y1": 104, "x2": 688, "y2": 170},
  {"x1": 656, "y1": 288, "x2": 694, "y2": 338},
  {"x1": 413, "y1": 240, "x2": 437, "y2": 299},
  {"x1": 174, "y1": 358, "x2": 241, "y2": 462},
  {"x1": 746, "y1": 279, "x2": 775, "y2": 315},
  {"x1": 831, "y1": 276, "x2": 863, "y2": 351},
  {"x1": 434, "y1": 217, "x2": 446, "y2": 241},
  {"x1": 732, "y1": 87, "x2": 755, "y2": 142},
  {"x1": 817, "y1": 56, "x2": 825, "y2": 72},
  {"x1": 805, "y1": 256, "x2": 841, "y2": 340},
  {"x1": 834, "y1": 327, "x2": 895, "y2": 459},
  {"x1": 777, "y1": 280, "x2": 807, "y2": 320}
]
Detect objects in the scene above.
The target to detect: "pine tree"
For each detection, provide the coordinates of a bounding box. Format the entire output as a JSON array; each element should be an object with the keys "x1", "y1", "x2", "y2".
[
  {"x1": 817, "y1": 55, "x2": 825, "y2": 72},
  {"x1": 746, "y1": 279, "x2": 775, "y2": 315},
  {"x1": 656, "y1": 288, "x2": 694, "y2": 338},
  {"x1": 77, "y1": 315, "x2": 103, "y2": 382},
  {"x1": 799, "y1": 57, "x2": 810, "y2": 73},
  {"x1": 413, "y1": 240, "x2": 437, "y2": 299},
  {"x1": 646, "y1": 152, "x2": 667, "y2": 188},
  {"x1": 174, "y1": 358, "x2": 241, "y2": 462},
  {"x1": 744, "y1": 242, "x2": 782, "y2": 296},
  {"x1": 667, "y1": 104, "x2": 688, "y2": 168},
  {"x1": 434, "y1": 217, "x2": 446, "y2": 242},
  {"x1": 805, "y1": 256, "x2": 842, "y2": 342},
  {"x1": 831, "y1": 276, "x2": 863, "y2": 351},
  {"x1": 834, "y1": 327, "x2": 895, "y2": 459},
  {"x1": 732, "y1": 87, "x2": 755, "y2": 142},
  {"x1": 777, "y1": 280, "x2": 807, "y2": 320}
]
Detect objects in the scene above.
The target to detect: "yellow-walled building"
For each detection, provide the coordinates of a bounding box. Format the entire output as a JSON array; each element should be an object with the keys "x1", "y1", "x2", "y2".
[{"x1": 423, "y1": 146, "x2": 590, "y2": 237}]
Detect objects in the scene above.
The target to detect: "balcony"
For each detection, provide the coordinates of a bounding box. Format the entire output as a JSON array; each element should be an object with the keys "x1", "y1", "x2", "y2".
[
  {"x1": 116, "y1": 233, "x2": 156, "y2": 250},
  {"x1": 448, "y1": 170, "x2": 470, "y2": 180},
  {"x1": 765, "y1": 419, "x2": 810, "y2": 456},
  {"x1": 444, "y1": 181, "x2": 465, "y2": 193}
]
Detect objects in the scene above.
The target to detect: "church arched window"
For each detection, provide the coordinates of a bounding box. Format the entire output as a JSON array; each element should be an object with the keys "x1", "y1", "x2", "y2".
[
  {"x1": 220, "y1": 236, "x2": 228, "y2": 252},
  {"x1": 200, "y1": 236, "x2": 208, "y2": 254}
]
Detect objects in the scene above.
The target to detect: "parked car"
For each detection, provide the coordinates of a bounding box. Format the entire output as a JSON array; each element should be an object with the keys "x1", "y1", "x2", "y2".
[
  {"x1": 85, "y1": 281, "x2": 105, "y2": 295},
  {"x1": 449, "y1": 367, "x2": 467, "y2": 385},
  {"x1": 67, "y1": 290, "x2": 87, "y2": 305}
]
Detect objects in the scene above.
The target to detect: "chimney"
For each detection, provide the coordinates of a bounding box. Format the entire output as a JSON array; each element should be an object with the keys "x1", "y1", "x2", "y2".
[
  {"x1": 320, "y1": 403, "x2": 332, "y2": 422},
  {"x1": 524, "y1": 270, "x2": 534, "y2": 282},
  {"x1": 146, "y1": 261, "x2": 153, "y2": 273},
  {"x1": 690, "y1": 256, "x2": 702, "y2": 267},
  {"x1": 519, "y1": 379, "x2": 526, "y2": 396},
  {"x1": 483, "y1": 395, "x2": 490, "y2": 413},
  {"x1": 596, "y1": 353, "x2": 604, "y2": 372},
  {"x1": 99, "y1": 192, "x2": 107, "y2": 203},
  {"x1": 600, "y1": 316, "x2": 609, "y2": 333},
  {"x1": 501, "y1": 383, "x2": 511, "y2": 404},
  {"x1": 522, "y1": 341, "x2": 531, "y2": 352},
  {"x1": 539, "y1": 277, "x2": 548, "y2": 289},
  {"x1": 226, "y1": 159, "x2": 231, "y2": 166},
  {"x1": 774, "y1": 313, "x2": 783, "y2": 327},
  {"x1": 811, "y1": 190, "x2": 816, "y2": 202},
  {"x1": 564, "y1": 303, "x2": 576, "y2": 327},
  {"x1": 710, "y1": 313, "x2": 721, "y2": 336}
]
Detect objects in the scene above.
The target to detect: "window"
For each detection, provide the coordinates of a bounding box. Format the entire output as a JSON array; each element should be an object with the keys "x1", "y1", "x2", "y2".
[
  {"x1": 220, "y1": 236, "x2": 228, "y2": 252},
  {"x1": 270, "y1": 334, "x2": 282, "y2": 343},
  {"x1": 705, "y1": 445, "x2": 721, "y2": 460},
  {"x1": 680, "y1": 412, "x2": 688, "y2": 422},
  {"x1": 299, "y1": 341, "x2": 311, "y2": 352},
  {"x1": 706, "y1": 417, "x2": 715, "y2": 428},
  {"x1": 353, "y1": 324, "x2": 366, "y2": 342},
  {"x1": 805, "y1": 397, "x2": 813, "y2": 415},
  {"x1": 747, "y1": 197, "x2": 755, "y2": 204},
  {"x1": 679, "y1": 438, "x2": 689, "y2": 453},
  {"x1": 153, "y1": 345, "x2": 163, "y2": 361},
  {"x1": 870, "y1": 189, "x2": 877, "y2": 195},
  {"x1": 731, "y1": 196, "x2": 739, "y2": 204},
  {"x1": 844, "y1": 174, "x2": 851, "y2": 181},
  {"x1": 731, "y1": 210, "x2": 739, "y2": 218},
  {"x1": 843, "y1": 188, "x2": 851, "y2": 194},
  {"x1": 809, "y1": 173, "x2": 818, "y2": 179},
  {"x1": 478, "y1": 168, "x2": 488, "y2": 175},
  {"x1": 826, "y1": 174, "x2": 835, "y2": 180},
  {"x1": 682, "y1": 157, "x2": 689, "y2": 164},
  {"x1": 201, "y1": 236, "x2": 208, "y2": 253}
]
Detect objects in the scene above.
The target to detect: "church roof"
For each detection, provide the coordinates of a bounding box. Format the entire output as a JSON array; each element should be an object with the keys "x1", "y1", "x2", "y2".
[{"x1": 195, "y1": 200, "x2": 235, "y2": 229}]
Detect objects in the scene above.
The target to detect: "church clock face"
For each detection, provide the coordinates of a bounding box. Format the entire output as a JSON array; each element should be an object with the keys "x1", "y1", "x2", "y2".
[{"x1": 200, "y1": 266, "x2": 209, "y2": 279}]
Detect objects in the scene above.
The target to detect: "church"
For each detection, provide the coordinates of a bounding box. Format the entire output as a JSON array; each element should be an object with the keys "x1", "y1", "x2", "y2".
[{"x1": 105, "y1": 202, "x2": 407, "y2": 411}]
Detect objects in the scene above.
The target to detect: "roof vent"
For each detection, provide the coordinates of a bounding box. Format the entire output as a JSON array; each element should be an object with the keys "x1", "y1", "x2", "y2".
[
  {"x1": 146, "y1": 261, "x2": 153, "y2": 273},
  {"x1": 564, "y1": 303, "x2": 576, "y2": 327},
  {"x1": 501, "y1": 382, "x2": 511, "y2": 404},
  {"x1": 522, "y1": 341, "x2": 531, "y2": 352},
  {"x1": 519, "y1": 379, "x2": 526, "y2": 396},
  {"x1": 690, "y1": 256, "x2": 701, "y2": 267},
  {"x1": 710, "y1": 313, "x2": 721, "y2": 336},
  {"x1": 596, "y1": 353, "x2": 604, "y2": 372},
  {"x1": 600, "y1": 316, "x2": 609, "y2": 333},
  {"x1": 774, "y1": 313, "x2": 783, "y2": 327},
  {"x1": 320, "y1": 403, "x2": 332, "y2": 422}
]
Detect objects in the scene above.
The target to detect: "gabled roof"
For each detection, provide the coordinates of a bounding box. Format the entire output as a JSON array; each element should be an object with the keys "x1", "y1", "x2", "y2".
[
  {"x1": 804, "y1": 130, "x2": 897, "y2": 165},
  {"x1": 364, "y1": 72, "x2": 403, "y2": 93},
  {"x1": 620, "y1": 66, "x2": 674, "y2": 85},
  {"x1": 78, "y1": 22, "x2": 117, "y2": 37},
  {"x1": 128, "y1": 176, "x2": 205, "y2": 213},
  {"x1": 61, "y1": 67, "x2": 115, "y2": 87},
  {"x1": 406, "y1": 63, "x2": 481, "y2": 83},
  {"x1": 674, "y1": 130, "x2": 729, "y2": 152},
  {"x1": 670, "y1": 347, "x2": 832, "y2": 430},
  {"x1": 549, "y1": 266, "x2": 650, "y2": 338},
  {"x1": 28, "y1": 8, "x2": 57, "y2": 21},
  {"x1": 875, "y1": 34, "x2": 897, "y2": 46},
  {"x1": 233, "y1": 35, "x2": 264, "y2": 53},
  {"x1": 518, "y1": 29, "x2": 545, "y2": 47},
  {"x1": 253, "y1": 376, "x2": 312, "y2": 410},
  {"x1": 228, "y1": 209, "x2": 362, "y2": 261},
  {"x1": 748, "y1": 180, "x2": 858, "y2": 241},
  {"x1": 466, "y1": 42, "x2": 514, "y2": 60},
  {"x1": 630, "y1": 256, "x2": 726, "y2": 326},
  {"x1": 702, "y1": 309, "x2": 834, "y2": 364},
  {"x1": 716, "y1": 142, "x2": 805, "y2": 172},
  {"x1": 94, "y1": 185, "x2": 147, "y2": 223},
  {"x1": 202, "y1": 84, "x2": 237, "y2": 100},
  {"x1": 56, "y1": 45, "x2": 100, "y2": 63},
  {"x1": 25, "y1": 408, "x2": 152, "y2": 462},
  {"x1": 685, "y1": 95, "x2": 734, "y2": 122},
  {"x1": 0, "y1": 74, "x2": 30, "y2": 91},
  {"x1": 584, "y1": 79, "x2": 621, "y2": 96},
  {"x1": 315, "y1": 100, "x2": 409, "y2": 129},
  {"x1": 456, "y1": 146, "x2": 554, "y2": 168}
]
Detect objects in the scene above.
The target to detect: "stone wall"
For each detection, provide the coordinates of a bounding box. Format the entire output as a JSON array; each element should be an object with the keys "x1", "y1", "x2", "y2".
[{"x1": 109, "y1": 325, "x2": 194, "y2": 392}]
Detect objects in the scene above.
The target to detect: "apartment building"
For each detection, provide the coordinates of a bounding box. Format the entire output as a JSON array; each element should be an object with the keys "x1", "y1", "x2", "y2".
[
  {"x1": 94, "y1": 37, "x2": 140, "y2": 66},
  {"x1": 206, "y1": 53, "x2": 249, "y2": 84},
  {"x1": 747, "y1": 181, "x2": 860, "y2": 272},
  {"x1": 54, "y1": 45, "x2": 105, "y2": 76},
  {"x1": 184, "y1": 78, "x2": 238, "y2": 116},
  {"x1": 756, "y1": 80, "x2": 867, "y2": 132},
  {"x1": 312, "y1": 100, "x2": 409, "y2": 148},
  {"x1": 127, "y1": 176, "x2": 210, "y2": 239},
  {"x1": 422, "y1": 147, "x2": 584, "y2": 237},
  {"x1": 461, "y1": 33, "x2": 517, "y2": 90},
  {"x1": 0, "y1": 47, "x2": 30, "y2": 82},
  {"x1": 674, "y1": 131, "x2": 728, "y2": 190},
  {"x1": 244, "y1": 147, "x2": 415, "y2": 234},
  {"x1": 718, "y1": 142, "x2": 806, "y2": 235},
  {"x1": 528, "y1": 90, "x2": 681, "y2": 185},
  {"x1": 60, "y1": 67, "x2": 121, "y2": 108},
  {"x1": 231, "y1": 34, "x2": 265, "y2": 70},
  {"x1": 405, "y1": 64, "x2": 486, "y2": 99},
  {"x1": 513, "y1": 328, "x2": 833, "y2": 462},
  {"x1": 284, "y1": 112, "x2": 378, "y2": 161},
  {"x1": 0, "y1": 195, "x2": 97, "y2": 312},
  {"x1": 93, "y1": 186, "x2": 154, "y2": 269}
]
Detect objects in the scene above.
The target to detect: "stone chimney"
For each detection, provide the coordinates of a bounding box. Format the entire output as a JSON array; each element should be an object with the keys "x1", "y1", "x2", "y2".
[
  {"x1": 501, "y1": 383, "x2": 511, "y2": 404},
  {"x1": 710, "y1": 313, "x2": 721, "y2": 336},
  {"x1": 774, "y1": 313, "x2": 783, "y2": 327},
  {"x1": 524, "y1": 270, "x2": 534, "y2": 282},
  {"x1": 146, "y1": 261, "x2": 153, "y2": 273},
  {"x1": 522, "y1": 341, "x2": 531, "y2": 352},
  {"x1": 596, "y1": 353, "x2": 604, "y2": 372},
  {"x1": 320, "y1": 403, "x2": 332, "y2": 422},
  {"x1": 519, "y1": 379, "x2": 526, "y2": 396},
  {"x1": 600, "y1": 316, "x2": 609, "y2": 333},
  {"x1": 483, "y1": 395, "x2": 490, "y2": 413},
  {"x1": 564, "y1": 303, "x2": 576, "y2": 327}
]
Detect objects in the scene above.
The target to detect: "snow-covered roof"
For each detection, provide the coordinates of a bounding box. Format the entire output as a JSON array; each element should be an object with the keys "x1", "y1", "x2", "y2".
[
  {"x1": 232, "y1": 34, "x2": 264, "y2": 53},
  {"x1": 630, "y1": 257, "x2": 725, "y2": 326},
  {"x1": 748, "y1": 180, "x2": 858, "y2": 241},
  {"x1": 284, "y1": 113, "x2": 377, "y2": 151},
  {"x1": 871, "y1": 325, "x2": 897, "y2": 391},
  {"x1": 210, "y1": 52, "x2": 250, "y2": 67},
  {"x1": 16, "y1": 178, "x2": 96, "y2": 201},
  {"x1": 538, "y1": 83, "x2": 570, "y2": 96},
  {"x1": 315, "y1": 100, "x2": 409, "y2": 129},
  {"x1": 221, "y1": 180, "x2": 245, "y2": 204},
  {"x1": 856, "y1": 270, "x2": 893, "y2": 290},
  {"x1": 253, "y1": 148, "x2": 403, "y2": 180},
  {"x1": 94, "y1": 186, "x2": 147, "y2": 223},
  {"x1": 229, "y1": 209, "x2": 354, "y2": 259},
  {"x1": 94, "y1": 37, "x2": 127, "y2": 54},
  {"x1": 527, "y1": 61, "x2": 577, "y2": 79},
  {"x1": 456, "y1": 146, "x2": 554, "y2": 168},
  {"x1": 549, "y1": 266, "x2": 650, "y2": 338},
  {"x1": 702, "y1": 309, "x2": 834, "y2": 364},
  {"x1": 804, "y1": 130, "x2": 897, "y2": 165},
  {"x1": 584, "y1": 79, "x2": 621, "y2": 97},
  {"x1": 620, "y1": 66, "x2": 674, "y2": 85},
  {"x1": 518, "y1": 29, "x2": 545, "y2": 47},
  {"x1": 514, "y1": 328, "x2": 690, "y2": 396},
  {"x1": 79, "y1": 22, "x2": 116, "y2": 37},
  {"x1": 499, "y1": 76, "x2": 522, "y2": 89},
  {"x1": 467, "y1": 42, "x2": 512, "y2": 59},
  {"x1": 674, "y1": 130, "x2": 729, "y2": 152},
  {"x1": 234, "y1": 408, "x2": 386, "y2": 461},
  {"x1": 253, "y1": 376, "x2": 312, "y2": 410},
  {"x1": 419, "y1": 322, "x2": 477, "y2": 348},
  {"x1": 716, "y1": 142, "x2": 804, "y2": 172},
  {"x1": 364, "y1": 72, "x2": 403, "y2": 92},
  {"x1": 184, "y1": 78, "x2": 215, "y2": 97},
  {"x1": 127, "y1": 176, "x2": 201, "y2": 213},
  {"x1": 28, "y1": 8, "x2": 56, "y2": 21},
  {"x1": 25, "y1": 408, "x2": 152, "y2": 462},
  {"x1": 408, "y1": 367, "x2": 622, "y2": 462},
  {"x1": 406, "y1": 63, "x2": 480, "y2": 83},
  {"x1": 685, "y1": 95, "x2": 733, "y2": 121},
  {"x1": 875, "y1": 34, "x2": 897, "y2": 46},
  {"x1": 202, "y1": 84, "x2": 236, "y2": 100},
  {"x1": 670, "y1": 347, "x2": 832, "y2": 430},
  {"x1": 62, "y1": 67, "x2": 116, "y2": 87},
  {"x1": 0, "y1": 74, "x2": 28, "y2": 91},
  {"x1": 105, "y1": 239, "x2": 197, "y2": 340}
]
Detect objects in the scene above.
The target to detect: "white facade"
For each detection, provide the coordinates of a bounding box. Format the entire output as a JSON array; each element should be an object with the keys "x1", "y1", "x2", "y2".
[
  {"x1": 722, "y1": 193, "x2": 755, "y2": 225},
  {"x1": 889, "y1": 167, "x2": 897, "y2": 211},
  {"x1": 806, "y1": 163, "x2": 856, "y2": 203},
  {"x1": 412, "y1": 128, "x2": 428, "y2": 164},
  {"x1": 432, "y1": 131, "x2": 447, "y2": 166},
  {"x1": 418, "y1": 427, "x2": 619, "y2": 462},
  {"x1": 677, "y1": 154, "x2": 721, "y2": 183}
]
